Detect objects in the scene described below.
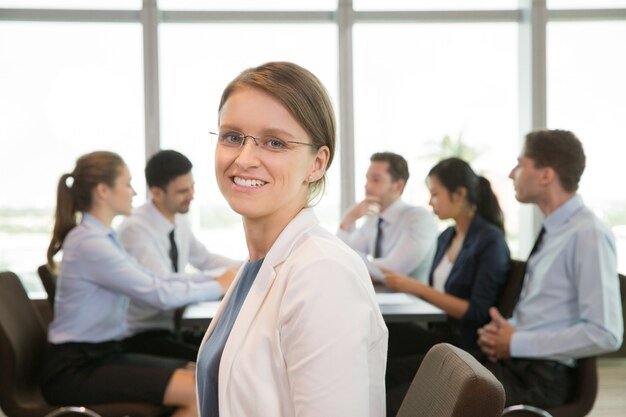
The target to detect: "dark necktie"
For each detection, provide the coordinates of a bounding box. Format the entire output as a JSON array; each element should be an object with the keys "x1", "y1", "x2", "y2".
[
  {"x1": 374, "y1": 217, "x2": 384, "y2": 259},
  {"x1": 508, "y1": 226, "x2": 546, "y2": 316},
  {"x1": 168, "y1": 229, "x2": 179, "y2": 273}
]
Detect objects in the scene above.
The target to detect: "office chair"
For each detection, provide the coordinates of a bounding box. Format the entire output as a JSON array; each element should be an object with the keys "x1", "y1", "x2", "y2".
[
  {"x1": 38, "y1": 263, "x2": 58, "y2": 310},
  {"x1": 0, "y1": 270, "x2": 169, "y2": 417},
  {"x1": 502, "y1": 356, "x2": 597, "y2": 417},
  {"x1": 497, "y1": 259, "x2": 526, "y2": 319},
  {"x1": 396, "y1": 343, "x2": 505, "y2": 417},
  {"x1": 602, "y1": 273, "x2": 626, "y2": 358},
  {"x1": 496, "y1": 261, "x2": 602, "y2": 417}
]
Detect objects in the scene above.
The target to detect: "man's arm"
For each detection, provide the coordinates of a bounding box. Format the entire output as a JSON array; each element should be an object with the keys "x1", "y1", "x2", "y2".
[{"x1": 336, "y1": 199, "x2": 380, "y2": 253}]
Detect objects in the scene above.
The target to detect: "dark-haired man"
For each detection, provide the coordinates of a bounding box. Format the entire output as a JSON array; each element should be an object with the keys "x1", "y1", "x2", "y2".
[
  {"x1": 118, "y1": 149, "x2": 240, "y2": 361},
  {"x1": 477, "y1": 129, "x2": 623, "y2": 408},
  {"x1": 338, "y1": 152, "x2": 438, "y2": 282}
]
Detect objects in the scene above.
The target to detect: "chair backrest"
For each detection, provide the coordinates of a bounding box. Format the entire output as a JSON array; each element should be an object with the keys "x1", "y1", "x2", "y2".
[
  {"x1": 497, "y1": 259, "x2": 526, "y2": 318},
  {"x1": 0, "y1": 271, "x2": 169, "y2": 417},
  {"x1": 546, "y1": 356, "x2": 597, "y2": 417},
  {"x1": 0, "y1": 270, "x2": 51, "y2": 417},
  {"x1": 396, "y1": 343, "x2": 505, "y2": 417},
  {"x1": 38, "y1": 264, "x2": 58, "y2": 310},
  {"x1": 602, "y1": 273, "x2": 626, "y2": 358}
]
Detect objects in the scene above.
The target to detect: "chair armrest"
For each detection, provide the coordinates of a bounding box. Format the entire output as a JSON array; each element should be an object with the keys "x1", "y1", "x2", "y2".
[
  {"x1": 502, "y1": 404, "x2": 553, "y2": 416},
  {"x1": 502, "y1": 404, "x2": 552, "y2": 417},
  {"x1": 44, "y1": 406, "x2": 102, "y2": 417}
]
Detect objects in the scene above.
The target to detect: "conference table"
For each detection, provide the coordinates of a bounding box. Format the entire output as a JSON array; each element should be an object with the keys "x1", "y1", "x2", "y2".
[{"x1": 182, "y1": 284, "x2": 446, "y2": 327}]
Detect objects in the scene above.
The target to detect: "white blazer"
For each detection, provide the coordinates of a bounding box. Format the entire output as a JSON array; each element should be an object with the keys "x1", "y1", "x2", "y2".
[{"x1": 196, "y1": 208, "x2": 388, "y2": 417}]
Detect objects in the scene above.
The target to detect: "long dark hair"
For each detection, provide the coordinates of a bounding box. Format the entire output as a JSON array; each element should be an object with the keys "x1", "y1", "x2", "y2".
[
  {"x1": 47, "y1": 151, "x2": 125, "y2": 269},
  {"x1": 428, "y1": 157, "x2": 505, "y2": 233}
]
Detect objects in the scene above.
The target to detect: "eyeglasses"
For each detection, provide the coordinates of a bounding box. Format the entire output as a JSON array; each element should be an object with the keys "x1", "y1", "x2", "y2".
[{"x1": 209, "y1": 131, "x2": 319, "y2": 153}]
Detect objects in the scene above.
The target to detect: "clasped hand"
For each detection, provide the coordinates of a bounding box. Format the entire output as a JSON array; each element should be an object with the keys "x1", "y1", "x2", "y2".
[{"x1": 477, "y1": 307, "x2": 516, "y2": 362}]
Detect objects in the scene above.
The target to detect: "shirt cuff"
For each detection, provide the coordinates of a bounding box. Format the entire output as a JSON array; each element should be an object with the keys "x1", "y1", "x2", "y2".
[{"x1": 510, "y1": 331, "x2": 537, "y2": 358}]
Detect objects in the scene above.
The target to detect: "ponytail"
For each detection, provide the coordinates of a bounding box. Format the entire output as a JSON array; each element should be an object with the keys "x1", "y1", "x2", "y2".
[
  {"x1": 476, "y1": 176, "x2": 505, "y2": 233},
  {"x1": 47, "y1": 174, "x2": 79, "y2": 270}
]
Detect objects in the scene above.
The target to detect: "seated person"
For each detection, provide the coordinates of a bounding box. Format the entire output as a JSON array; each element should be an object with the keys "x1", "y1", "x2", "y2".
[
  {"x1": 337, "y1": 152, "x2": 438, "y2": 282},
  {"x1": 384, "y1": 157, "x2": 510, "y2": 416},
  {"x1": 118, "y1": 150, "x2": 240, "y2": 361},
  {"x1": 477, "y1": 129, "x2": 623, "y2": 409},
  {"x1": 40, "y1": 151, "x2": 224, "y2": 416}
]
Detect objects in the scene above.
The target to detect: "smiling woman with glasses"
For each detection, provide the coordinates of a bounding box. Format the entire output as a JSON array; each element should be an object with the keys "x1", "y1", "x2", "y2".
[{"x1": 196, "y1": 62, "x2": 388, "y2": 417}]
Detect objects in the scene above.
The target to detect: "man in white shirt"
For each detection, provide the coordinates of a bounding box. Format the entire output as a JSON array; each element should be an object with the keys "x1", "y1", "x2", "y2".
[
  {"x1": 337, "y1": 152, "x2": 438, "y2": 283},
  {"x1": 477, "y1": 129, "x2": 623, "y2": 408},
  {"x1": 118, "y1": 150, "x2": 240, "y2": 361}
]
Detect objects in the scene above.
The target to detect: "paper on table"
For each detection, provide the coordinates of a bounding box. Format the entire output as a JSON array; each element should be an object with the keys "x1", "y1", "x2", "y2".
[{"x1": 375, "y1": 292, "x2": 417, "y2": 305}]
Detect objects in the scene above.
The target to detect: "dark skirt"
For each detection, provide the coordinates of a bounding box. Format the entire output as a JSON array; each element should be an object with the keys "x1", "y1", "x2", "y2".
[{"x1": 40, "y1": 340, "x2": 187, "y2": 405}]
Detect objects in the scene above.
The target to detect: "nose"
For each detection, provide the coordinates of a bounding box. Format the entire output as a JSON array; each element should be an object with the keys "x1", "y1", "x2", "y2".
[
  {"x1": 508, "y1": 166, "x2": 516, "y2": 180},
  {"x1": 235, "y1": 138, "x2": 261, "y2": 169}
]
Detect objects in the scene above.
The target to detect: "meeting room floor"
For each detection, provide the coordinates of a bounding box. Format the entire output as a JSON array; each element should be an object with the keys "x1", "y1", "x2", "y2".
[{"x1": 588, "y1": 358, "x2": 626, "y2": 416}]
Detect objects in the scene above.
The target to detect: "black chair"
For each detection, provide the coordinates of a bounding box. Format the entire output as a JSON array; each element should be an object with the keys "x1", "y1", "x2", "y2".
[
  {"x1": 0, "y1": 270, "x2": 169, "y2": 417},
  {"x1": 602, "y1": 273, "x2": 626, "y2": 358},
  {"x1": 38, "y1": 264, "x2": 58, "y2": 310},
  {"x1": 497, "y1": 260, "x2": 601, "y2": 417},
  {"x1": 497, "y1": 259, "x2": 526, "y2": 318}
]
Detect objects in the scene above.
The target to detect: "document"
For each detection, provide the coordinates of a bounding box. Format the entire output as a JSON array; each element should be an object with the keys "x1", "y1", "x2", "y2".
[{"x1": 375, "y1": 293, "x2": 417, "y2": 305}]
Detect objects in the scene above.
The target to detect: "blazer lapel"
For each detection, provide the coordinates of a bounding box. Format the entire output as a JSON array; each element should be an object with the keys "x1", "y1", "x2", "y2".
[{"x1": 216, "y1": 208, "x2": 320, "y2": 384}]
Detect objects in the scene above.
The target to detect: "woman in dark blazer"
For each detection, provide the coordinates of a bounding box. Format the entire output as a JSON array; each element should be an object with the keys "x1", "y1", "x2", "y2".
[
  {"x1": 385, "y1": 157, "x2": 510, "y2": 416},
  {"x1": 385, "y1": 157, "x2": 510, "y2": 351}
]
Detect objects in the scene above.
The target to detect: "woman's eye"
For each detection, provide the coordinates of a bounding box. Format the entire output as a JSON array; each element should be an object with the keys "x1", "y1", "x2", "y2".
[
  {"x1": 222, "y1": 134, "x2": 243, "y2": 145},
  {"x1": 265, "y1": 138, "x2": 287, "y2": 150}
]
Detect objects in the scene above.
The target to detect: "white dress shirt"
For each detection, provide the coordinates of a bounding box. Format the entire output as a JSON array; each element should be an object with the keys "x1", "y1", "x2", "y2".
[
  {"x1": 510, "y1": 195, "x2": 623, "y2": 362},
  {"x1": 48, "y1": 213, "x2": 223, "y2": 344},
  {"x1": 337, "y1": 198, "x2": 438, "y2": 281},
  {"x1": 117, "y1": 201, "x2": 240, "y2": 334}
]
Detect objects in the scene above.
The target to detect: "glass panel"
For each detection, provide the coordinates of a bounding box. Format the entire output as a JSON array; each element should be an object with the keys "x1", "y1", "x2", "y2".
[
  {"x1": 0, "y1": 0, "x2": 141, "y2": 9},
  {"x1": 548, "y1": 0, "x2": 626, "y2": 9},
  {"x1": 548, "y1": 21, "x2": 626, "y2": 274},
  {"x1": 354, "y1": 0, "x2": 517, "y2": 11},
  {"x1": 354, "y1": 22, "x2": 521, "y2": 254},
  {"x1": 159, "y1": 23, "x2": 339, "y2": 259},
  {"x1": 158, "y1": 0, "x2": 336, "y2": 11},
  {"x1": 0, "y1": 22, "x2": 145, "y2": 293}
]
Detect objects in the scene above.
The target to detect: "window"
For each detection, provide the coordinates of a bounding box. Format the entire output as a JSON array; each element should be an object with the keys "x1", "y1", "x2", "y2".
[
  {"x1": 159, "y1": 23, "x2": 339, "y2": 258},
  {"x1": 547, "y1": 20, "x2": 626, "y2": 273},
  {"x1": 353, "y1": 22, "x2": 521, "y2": 252},
  {"x1": 0, "y1": 21, "x2": 144, "y2": 292}
]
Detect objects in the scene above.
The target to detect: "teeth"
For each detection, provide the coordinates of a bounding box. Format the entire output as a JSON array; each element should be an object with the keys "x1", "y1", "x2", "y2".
[{"x1": 234, "y1": 177, "x2": 266, "y2": 187}]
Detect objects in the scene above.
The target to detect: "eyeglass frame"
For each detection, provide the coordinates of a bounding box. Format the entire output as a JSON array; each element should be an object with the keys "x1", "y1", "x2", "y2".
[{"x1": 209, "y1": 131, "x2": 320, "y2": 151}]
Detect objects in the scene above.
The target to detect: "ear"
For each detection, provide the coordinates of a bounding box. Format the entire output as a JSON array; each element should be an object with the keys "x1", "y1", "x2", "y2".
[
  {"x1": 452, "y1": 186, "x2": 467, "y2": 203},
  {"x1": 540, "y1": 166, "x2": 556, "y2": 186},
  {"x1": 150, "y1": 186, "x2": 164, "y2": 202},
  {"x1": 393, "y1": 179, "x2": 406, "y2": 195},
  {"x1": 93, "y1": 182, "x2": 110, "y2": 203},
  {"x1": 306, "y1": 146, "x2": 330, "y2": 183}
]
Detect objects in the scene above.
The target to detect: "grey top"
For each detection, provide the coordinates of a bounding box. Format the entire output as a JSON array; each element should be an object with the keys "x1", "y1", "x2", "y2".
[{"x1": 197, "y1": 258, "x2": 264, "y2": 417}]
